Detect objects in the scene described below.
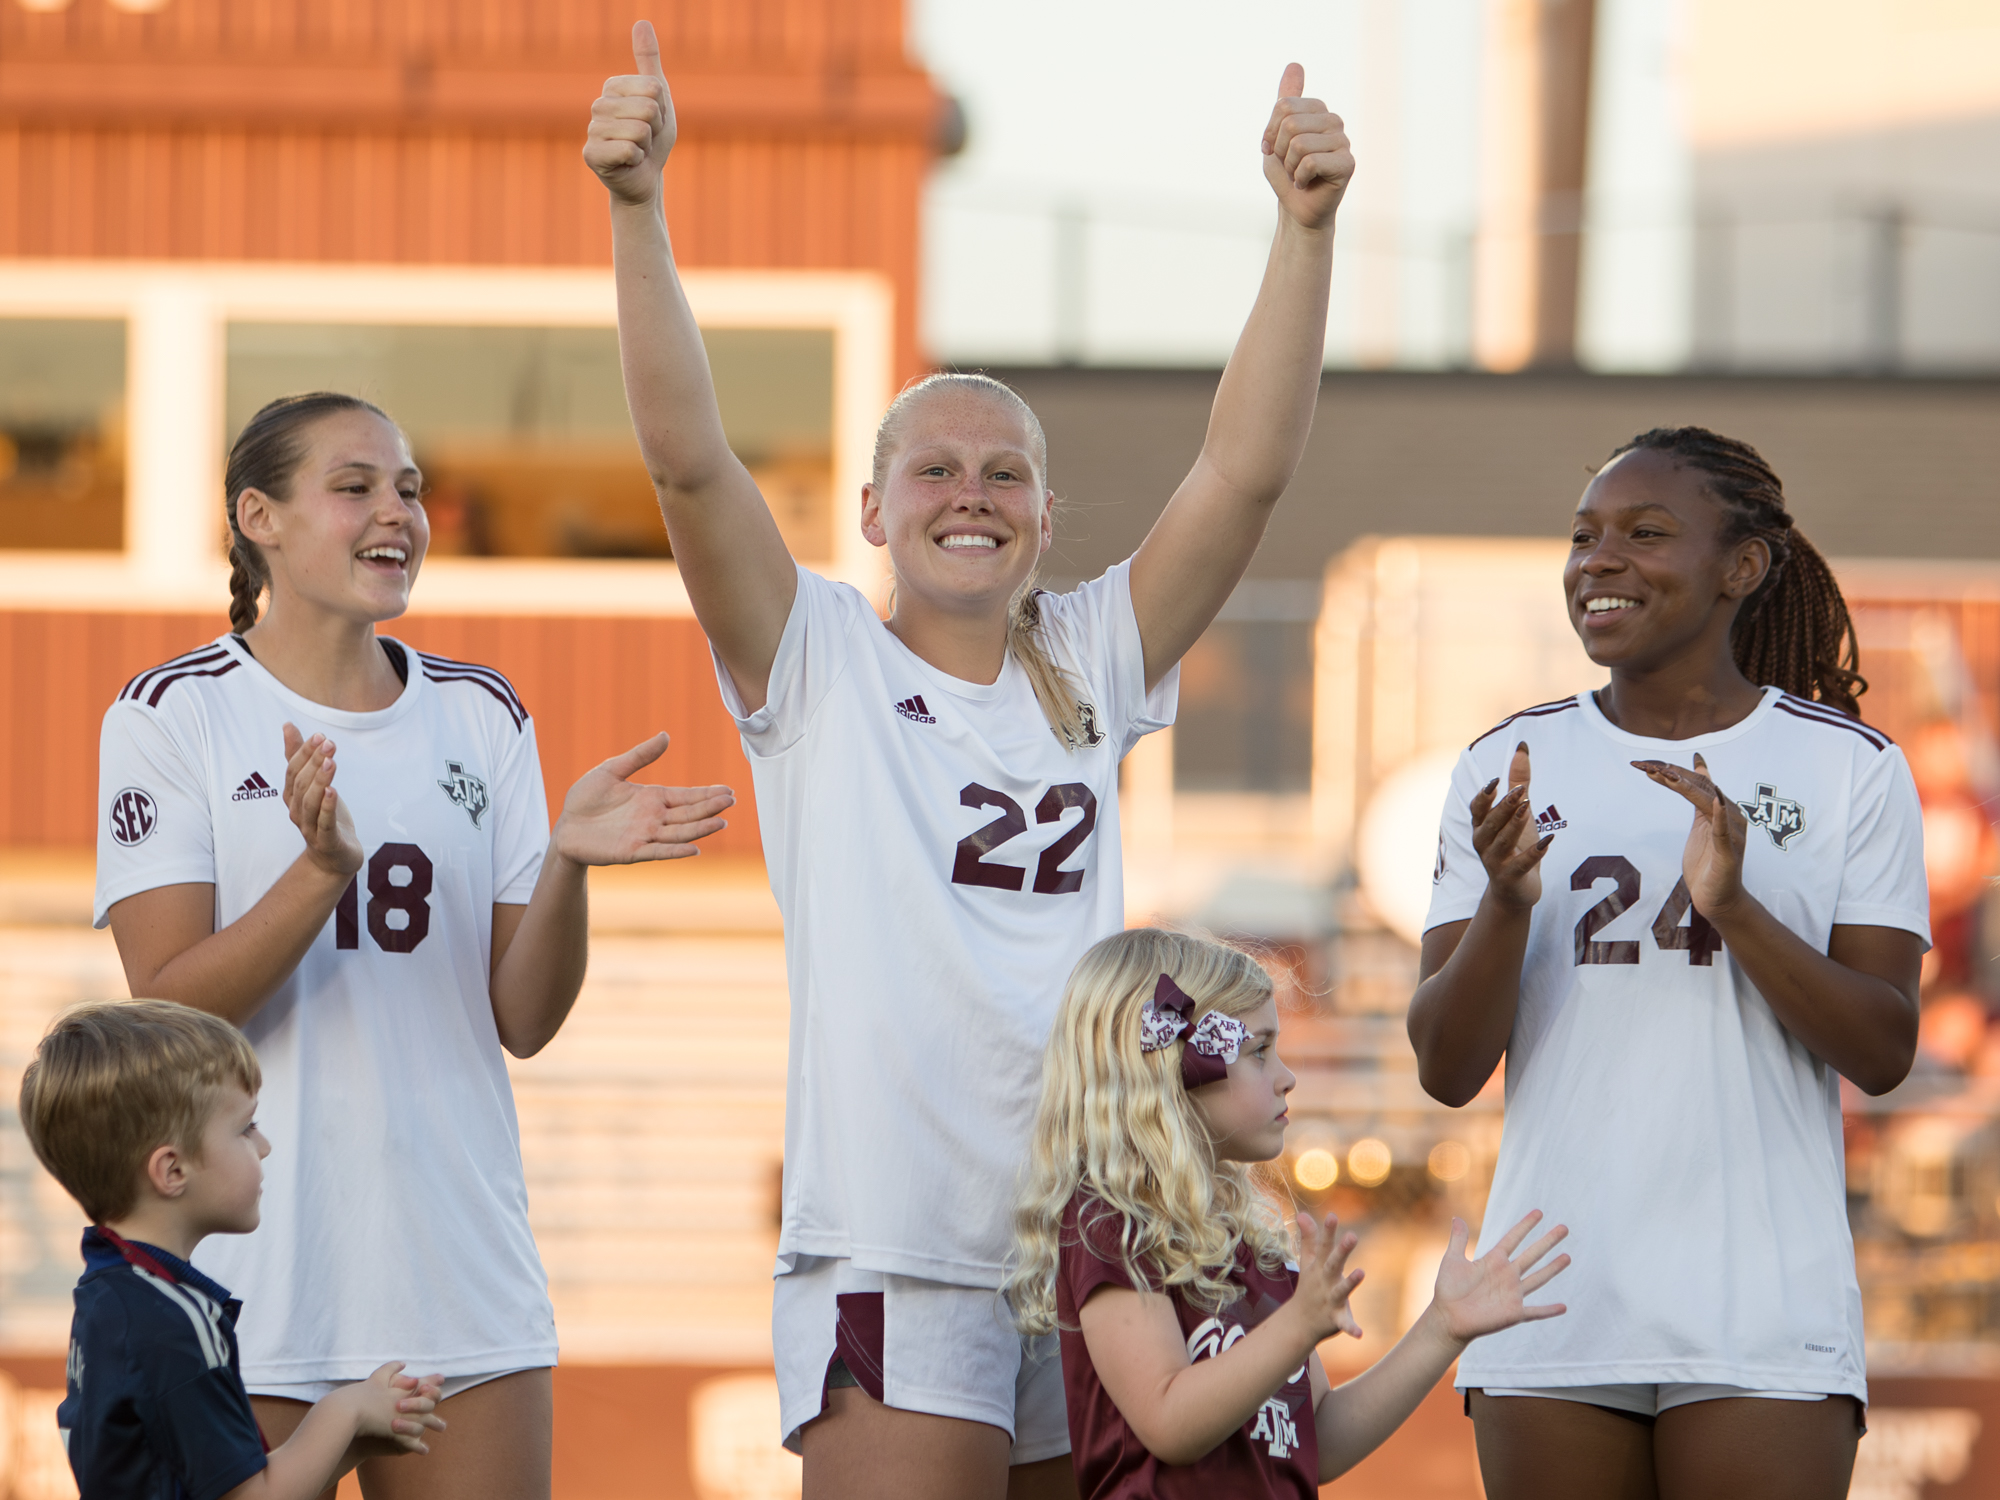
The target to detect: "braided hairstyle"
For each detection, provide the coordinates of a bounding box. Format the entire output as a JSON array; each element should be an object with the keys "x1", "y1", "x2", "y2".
[
  {"x1": 1610, "y1": 426, "x2": 1865, "y2": 716},
  {"x1": 224, "y1": 392, "x2": 395, "y2": 634}
]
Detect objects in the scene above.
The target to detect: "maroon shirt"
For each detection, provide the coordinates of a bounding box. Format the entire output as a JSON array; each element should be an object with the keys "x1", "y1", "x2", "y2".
[{"x1": 1056, "y1": 1196, "x2": 1319, "y2": 1499}]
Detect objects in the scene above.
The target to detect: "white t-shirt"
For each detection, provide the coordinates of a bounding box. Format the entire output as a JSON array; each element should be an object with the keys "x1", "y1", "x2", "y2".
[
  {"x1": 719, "y1": 561, "x2": 1178, "y2": 1288},
  {"x1": 94, "y1": 634, "x2": 557, "y2": 1383},
  {"x1": 1425, "y1": 688, "x2": 1929, "y2": 1400}
]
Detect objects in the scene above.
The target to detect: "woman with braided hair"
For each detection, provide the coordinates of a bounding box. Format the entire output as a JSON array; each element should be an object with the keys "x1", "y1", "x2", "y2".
[
  {"x1": 1409, "y1": 427, "x2": 1927, "y2": 1499},
  {"x1": 96, "y1": 392, "x2": 735, "y2": 1498}
]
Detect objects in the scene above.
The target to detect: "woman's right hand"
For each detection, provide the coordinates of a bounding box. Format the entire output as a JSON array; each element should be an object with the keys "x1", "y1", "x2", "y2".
[
  {"x1": 1471, "y1": 741, "x2": 1550, "y2": 911},
  {"x1": 585, "y1": 20, "x2": 676, "y2": 206},
  {"x1": 282, "y1": 723, "x2": 363, "y2": 880}
]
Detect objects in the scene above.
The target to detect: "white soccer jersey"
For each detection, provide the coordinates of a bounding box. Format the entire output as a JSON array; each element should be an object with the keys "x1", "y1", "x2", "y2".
[
  {"x1": 1425, "y1": 687, "x2": 1929, "y2": 1401},
  {"x1": 720, "y1": 560, "x2": 1178, "y2": 1288},
  {"x1": 94, "y1": 633, "x2": 557, "y2": 1383}
]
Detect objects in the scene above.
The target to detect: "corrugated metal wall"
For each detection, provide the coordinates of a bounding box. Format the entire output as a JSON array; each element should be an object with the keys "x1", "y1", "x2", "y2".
[
  {"x1": 0, "y1": 610, "x2": 761, "y2": 857},
  {"x1": 0, "y1": 0, "x2": 938, "y2": 382}
]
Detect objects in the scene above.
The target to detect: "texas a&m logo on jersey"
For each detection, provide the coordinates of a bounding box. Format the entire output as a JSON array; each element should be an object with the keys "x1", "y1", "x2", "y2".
[
  {"x1": 1738, "y1": 782, "x2": 1806, "y2": 849},
  {"x1": 437, "y1": 761, "x2": 490, "y2": 829},
  {"x1": 1063, "y1": 702, "x2": 1106, "y2": 750},
  {"x1": 108, "y1": 788, "x2": 158, "y2": 847}
]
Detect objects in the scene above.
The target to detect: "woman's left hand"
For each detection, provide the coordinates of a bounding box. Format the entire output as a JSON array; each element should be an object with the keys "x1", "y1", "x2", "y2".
[
  {"x1": 552, "y1": 732, "x2": 735, "y2": 865},
  {"x1": 1261, "y1": 64, "x2": 1353, "y2": 231},
  {"x1": 1631, "y1": 752, "x2": 1750, "y2": 918}
]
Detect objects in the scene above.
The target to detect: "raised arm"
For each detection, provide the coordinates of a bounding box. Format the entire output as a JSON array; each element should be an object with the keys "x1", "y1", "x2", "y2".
[
  {"x1": 1128, "y1": 64, "x2": 1353, "y2": 690},
  {"x1": 585, "y1": 21, "x2": 797, "y2": 710}
]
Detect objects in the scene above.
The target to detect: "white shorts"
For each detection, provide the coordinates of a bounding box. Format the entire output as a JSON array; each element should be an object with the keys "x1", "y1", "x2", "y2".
[
  {"x1": 773, "y1": 1256, "x2": 1069, "y2": 1464},
  {"x1": 247, "y1": 1367, "x2": 540, "y2": 1404},
  {"x1": 1480, "y1": 1383, "x2": 1829, "y2": 1418}
]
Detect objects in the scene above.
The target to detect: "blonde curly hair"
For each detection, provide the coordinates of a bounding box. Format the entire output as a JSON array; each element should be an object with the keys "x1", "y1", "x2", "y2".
[{"x1": 1006, "y1": 928, "x2": 1289, "y2": 1334}]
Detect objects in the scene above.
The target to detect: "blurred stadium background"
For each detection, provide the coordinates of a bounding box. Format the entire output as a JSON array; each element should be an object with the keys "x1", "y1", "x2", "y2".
[{"x1": 2, "y1": 1, "x2": 1999, "y2": 1496}]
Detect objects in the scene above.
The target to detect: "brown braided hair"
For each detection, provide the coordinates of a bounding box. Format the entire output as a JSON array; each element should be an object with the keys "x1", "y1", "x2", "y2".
[
  {"x1": 224, "y1": 392, "x2": 395, "y2": 634},
  {"x1": 1610, "y1": 426, "x2": 1865, "y2": 716}
]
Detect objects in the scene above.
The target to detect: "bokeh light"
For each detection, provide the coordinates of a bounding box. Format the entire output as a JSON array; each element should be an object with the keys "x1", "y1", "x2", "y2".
[
  {"x1": 1347, "y1": 1137, "x2": 1393, "y2": 1187},
  {"x1": 1293, "y1": 1147, "x2": 1340, "y2": 1191},
  {"x1": 1428, "y1": 1140, "x2": 1472, "y2": 1182}
]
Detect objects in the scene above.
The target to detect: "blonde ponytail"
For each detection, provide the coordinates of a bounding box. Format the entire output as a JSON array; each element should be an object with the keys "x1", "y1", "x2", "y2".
[{"x1": 874, "y1": 373, "x2": 1093, "y2": 750}]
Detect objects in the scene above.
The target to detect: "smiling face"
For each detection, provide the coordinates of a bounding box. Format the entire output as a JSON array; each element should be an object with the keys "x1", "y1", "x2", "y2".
[
  {"x1": 1564, "y1": 447, "x2": 1771, "y2": 676},
  {"x1": 860, "y1": 385, "x2": 1053, "y2": 622},
  {"x1": 1190, "y1": 999, "x2": 1294, "y2": 1164},
  {"x1": 236, "y1": 407, "x2": 429, "y2": 627},
  {"x1": 181, "y1": 1086, "x2": 269, "y2": 1238}
]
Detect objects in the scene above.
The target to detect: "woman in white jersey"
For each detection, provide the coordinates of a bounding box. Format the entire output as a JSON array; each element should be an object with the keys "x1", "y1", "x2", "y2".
[
  {"x1": 585, "y1": 22, "x2": 1353, "y2": 1499},
  {"x1": 1411, "y1": 427, "x2": 1928, "y2": 1499},
  {"x1": 95, "y1": 391, "x2": 736, "y2": 1500}
]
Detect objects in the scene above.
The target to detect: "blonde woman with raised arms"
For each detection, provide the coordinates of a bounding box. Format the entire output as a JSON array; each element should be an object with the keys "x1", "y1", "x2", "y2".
[{"x1": 588, "y1": 18, "x2": 1359, "y2": 1499}]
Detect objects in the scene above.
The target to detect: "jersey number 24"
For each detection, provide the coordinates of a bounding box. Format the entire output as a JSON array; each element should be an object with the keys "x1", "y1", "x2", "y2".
[
  {"x1": 1571, "y1": 855, "x2": 1721, "y2": 967},
  {"x1": 333, "y1": 843, "x2": 433, "y2": 953}
]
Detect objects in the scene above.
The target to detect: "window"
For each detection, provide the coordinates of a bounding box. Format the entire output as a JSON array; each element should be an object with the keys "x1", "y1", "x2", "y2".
[
  {"x1": 224, "y1": 323, "x2": 836, "y2": 561},
  {"x1": 0, "y1": 318, "x2": 125, "y2": 551}
]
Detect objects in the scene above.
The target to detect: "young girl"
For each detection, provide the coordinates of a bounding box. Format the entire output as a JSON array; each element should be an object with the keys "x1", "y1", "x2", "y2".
[
  {"x1": 1008, "y1": 927, "x2": 1570, "y2": 1496},
  {"x1": 1410, "y1": 428, "x2": 1930, "y2": 1500},
  {"x1": 95, "y1": 392, "x2": 735, "y2": 1500},
  {"x1": 587, "y1": 21, "x2": 1354, "y2": 1499}
]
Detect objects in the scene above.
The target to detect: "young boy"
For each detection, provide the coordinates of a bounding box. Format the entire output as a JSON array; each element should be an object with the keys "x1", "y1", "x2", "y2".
[{"x1": 18, "y1": 999, "x2": 445, "y2": 1500}]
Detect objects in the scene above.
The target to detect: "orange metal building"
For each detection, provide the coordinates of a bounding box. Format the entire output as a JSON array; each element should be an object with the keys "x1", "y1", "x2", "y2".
[{"x1": 0, "y1": 0, "x2": 944, "y2": 853}]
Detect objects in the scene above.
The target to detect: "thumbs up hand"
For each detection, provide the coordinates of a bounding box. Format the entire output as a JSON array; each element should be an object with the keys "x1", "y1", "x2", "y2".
[
  {"x1": 1260, "y1": 63, "x2": 1353, "y2": 230},
  {"x1": 585, "y1": 20, "x2": 677, "y2": 206}
]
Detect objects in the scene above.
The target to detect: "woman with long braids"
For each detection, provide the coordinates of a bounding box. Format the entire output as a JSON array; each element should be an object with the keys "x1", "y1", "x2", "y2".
[
  {"x1": 1410, "y1": 427, "x2": 1927, "y2": 1500},
  {"x1": 94, "y1": 392, "x2": 735, "y2": 1499}
]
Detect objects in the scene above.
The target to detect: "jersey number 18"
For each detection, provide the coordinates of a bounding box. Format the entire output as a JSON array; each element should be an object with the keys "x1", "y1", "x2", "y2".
[{"x1": 333, "y1": 843, "x2": 434, "y2": 954}]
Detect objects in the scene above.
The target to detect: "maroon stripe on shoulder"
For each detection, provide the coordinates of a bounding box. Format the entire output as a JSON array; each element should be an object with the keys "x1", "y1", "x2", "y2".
[
  {"x1": 423, "y1": 668, "x2": 527, "y2": 730},
  {"x1": 145, "y1": 660, "x2": 240, "y2": 708},
  {"x1": 1774, "y1": 699, "x2": 1889, "y2": 750},
  {"x1": 122, "y1": 646, "x2": 231, "y2": 703},
  {"x1": 416, "y1": 652, "x2": 528, "y2": 717},
  {"x1": 1469, "y1": 699, "x2": 1580, "y2": 750},
  {"x1": 1777, "y1": 694, "x2": 1892, "y2": 747}
]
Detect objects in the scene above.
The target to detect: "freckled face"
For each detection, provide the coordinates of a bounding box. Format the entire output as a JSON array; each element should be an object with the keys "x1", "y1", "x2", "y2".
[
  {"x1": 243, "y1": 408, "x2": 429, "y2": 625},
  {"x1": 859, "y1": 388, "x2": 1053, "y2": 619},
  {"x1": 1190, "y1": 1000, "x2": 1295, "y2": 1164},
  {"x1": 1564, "y1": 448, "x2": 1768, "y2": 675}
]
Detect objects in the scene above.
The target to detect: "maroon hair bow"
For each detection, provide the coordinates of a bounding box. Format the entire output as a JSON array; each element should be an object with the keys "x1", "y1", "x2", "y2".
[{"x1": 1138, "y1": 973, "x2": 1248, "y2": 1090}]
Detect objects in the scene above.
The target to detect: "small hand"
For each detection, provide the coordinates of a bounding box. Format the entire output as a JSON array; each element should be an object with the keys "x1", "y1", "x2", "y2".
[
  {"x1": 281, "y1": 723, "x2": 364, "y2": 879},
  {"x1": 349, "y1": 1363, "x2": 447, "y2": 1455},
  {"x1": 1433, "y1": 1211, "x2": 1569, "y2": 1344},
  {"x1": 1631, "y1": 752, "x2": 1749, "y2": 918},
  {"x1": 1260, "y1": 63, "x2": 1353, "y2": 230},
  {"x1": 1291, "y1": 1211, "x2": 1366, "y2": 1342},
  {"x1": 585, "y1": 20, "x2": 677, "y2": 205},
  {"x1": 552, "y1": 731, "x2": 735, "y2": 866},
  {"x1": 1470, "y1": 741, "x2": 1549, "y2": 911}
]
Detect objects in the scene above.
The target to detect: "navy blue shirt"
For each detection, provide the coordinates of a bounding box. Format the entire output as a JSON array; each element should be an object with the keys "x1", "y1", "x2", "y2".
[{"x1": 58, "y1": 1227, "x2": 268, "y2": 1500}]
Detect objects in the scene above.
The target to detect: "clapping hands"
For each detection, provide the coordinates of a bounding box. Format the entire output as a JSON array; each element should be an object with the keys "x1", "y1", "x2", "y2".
[
  {"x1": 281, "y1": 722, "x2": 364, "y2": 880},
  {"x1": 552, "y1": 732, "x2": 734, "y2": 866}
]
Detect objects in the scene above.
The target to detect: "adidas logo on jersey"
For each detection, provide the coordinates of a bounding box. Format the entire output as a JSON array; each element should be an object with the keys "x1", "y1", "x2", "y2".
[
  {"x1": 1535, "y1": 803, "x2": 1567, "y2": 833},
  {"x1": 231, "y1": 772, "x2": 279, "y2": 803},
  {"x1": 894, "y1": 695, "x2": 937, "y2": 725}
]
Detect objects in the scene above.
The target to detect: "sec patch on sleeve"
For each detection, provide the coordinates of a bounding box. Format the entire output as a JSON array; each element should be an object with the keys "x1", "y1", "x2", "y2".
[{"x1": 108, "y1": 787, "x2": 159, "y2": 846}]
